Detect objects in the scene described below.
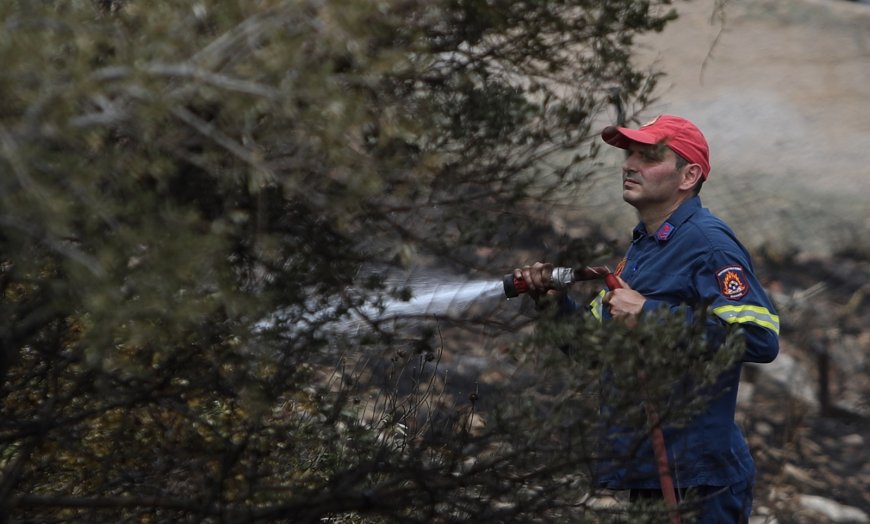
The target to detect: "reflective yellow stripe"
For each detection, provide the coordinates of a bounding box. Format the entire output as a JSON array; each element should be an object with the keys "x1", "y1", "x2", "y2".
[
  {"x1": 713, "y1": 304, "x2": 780, "y2": 335},
  {"x1": 589, "y1": 290, "x2": 605, "y2": 322}
]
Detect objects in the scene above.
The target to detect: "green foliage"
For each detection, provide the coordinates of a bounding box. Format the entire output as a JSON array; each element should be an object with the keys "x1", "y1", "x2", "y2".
[{"x1": 0, "y1": 1, "x2": 705, "y2": 523}]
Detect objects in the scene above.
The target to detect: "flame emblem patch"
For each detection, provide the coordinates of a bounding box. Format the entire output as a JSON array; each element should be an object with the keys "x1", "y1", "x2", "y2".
[
  {"x1": 717, "y1": 265, "x2": 749, "y2": 300},
  {"x1": 614, "y1": 257, "x2": 627, "y2": 277}
]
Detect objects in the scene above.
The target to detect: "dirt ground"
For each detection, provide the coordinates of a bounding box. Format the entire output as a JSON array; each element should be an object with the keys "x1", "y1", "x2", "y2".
[{"x1": 742, "y1": 255, "x2": 870, "y2": 522}]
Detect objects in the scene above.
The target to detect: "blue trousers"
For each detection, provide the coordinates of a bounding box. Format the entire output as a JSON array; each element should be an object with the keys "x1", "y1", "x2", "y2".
[{"x1": 629, "y1": 479, "x2": 753, "y2": 523}]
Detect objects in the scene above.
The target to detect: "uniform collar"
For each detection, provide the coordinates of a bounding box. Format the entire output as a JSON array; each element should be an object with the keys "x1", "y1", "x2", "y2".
[{"x1": 633, "y1": 196, "x2": 702, "y2": 244}]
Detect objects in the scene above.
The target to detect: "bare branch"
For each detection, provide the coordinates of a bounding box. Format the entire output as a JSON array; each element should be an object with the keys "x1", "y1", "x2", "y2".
[
  {"x1": 170, "y1": 106, "x2": 275, "y2": 182},
  {"x1": 0, "y1": 215, "x2": 105, "y2": 277},
  {"x1": 90, "y1": 63, "x2": 280, "y2": 99}
]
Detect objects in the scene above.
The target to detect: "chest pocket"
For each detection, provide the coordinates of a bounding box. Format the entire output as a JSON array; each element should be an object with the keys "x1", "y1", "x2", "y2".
[{"x1": 627, "y1": 270, "x2": 697, "y2": 305}]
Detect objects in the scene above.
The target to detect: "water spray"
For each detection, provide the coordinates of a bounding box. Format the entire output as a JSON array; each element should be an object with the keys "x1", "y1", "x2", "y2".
[{"x1": 502, "y1": 265, "x2": 618, "y2": 298}]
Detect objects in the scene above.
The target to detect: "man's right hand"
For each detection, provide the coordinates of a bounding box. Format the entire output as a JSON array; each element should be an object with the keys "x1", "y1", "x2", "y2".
[{"x1": 513, "y1": 262, "x2": 564, "y2": 301}]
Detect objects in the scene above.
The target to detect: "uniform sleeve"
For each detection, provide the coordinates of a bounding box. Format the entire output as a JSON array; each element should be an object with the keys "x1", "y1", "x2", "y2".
[
  {"x1": 631, "y1": 246, "x2": 779, "y2": 363},
  {"x1": 696, "y1": 248, "x2": 780, "y2": 363}
]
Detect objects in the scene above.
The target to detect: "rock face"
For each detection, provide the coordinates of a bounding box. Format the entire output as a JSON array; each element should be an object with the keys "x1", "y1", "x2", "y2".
[{"x1": 595, "y1": 0, "x2": 870, "y2": 257}]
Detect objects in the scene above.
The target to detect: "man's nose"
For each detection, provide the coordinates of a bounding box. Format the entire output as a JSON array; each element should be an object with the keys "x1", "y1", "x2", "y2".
[{"x1": 622, "y1": 152, "x2": 638, "y2": 172}]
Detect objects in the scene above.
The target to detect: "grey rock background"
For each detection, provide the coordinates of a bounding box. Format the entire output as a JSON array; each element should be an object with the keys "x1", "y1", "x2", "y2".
[{"x1": 585, "y1": 0, "x2": 870, "y2": 258}]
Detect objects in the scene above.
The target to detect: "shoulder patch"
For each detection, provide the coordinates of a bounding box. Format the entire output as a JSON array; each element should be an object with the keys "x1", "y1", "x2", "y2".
[
  {"x1": 655, "y1": 221, "x2": 675, "y2": 241},
  {"x1": 717, "y1": 265, "x2": 750, "y2": 300}
]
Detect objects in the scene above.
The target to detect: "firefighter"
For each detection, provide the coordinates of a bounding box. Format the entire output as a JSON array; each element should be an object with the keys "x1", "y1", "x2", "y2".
[{"x1": 515, "y1": 115, "x2": 779, "y2": 522}]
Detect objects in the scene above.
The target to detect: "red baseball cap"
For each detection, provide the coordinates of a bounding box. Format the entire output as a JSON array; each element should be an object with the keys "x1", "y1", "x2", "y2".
[{"x1": 601, "y1": 115, "x2": 711, "y2": 179}]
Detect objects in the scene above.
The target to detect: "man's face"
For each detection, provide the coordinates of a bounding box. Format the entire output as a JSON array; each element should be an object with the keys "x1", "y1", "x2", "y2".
[{"x1": 621, "y1": 142, "x2": 684, "y2": 210}]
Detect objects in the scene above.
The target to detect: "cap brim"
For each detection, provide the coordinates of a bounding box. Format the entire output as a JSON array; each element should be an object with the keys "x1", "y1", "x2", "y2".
[{"x1": 601, "y1": 126, "x2": 658, "y2": 149}]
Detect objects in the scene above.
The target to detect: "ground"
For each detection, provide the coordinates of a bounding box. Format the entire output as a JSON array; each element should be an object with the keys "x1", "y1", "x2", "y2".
[{"x1": 741, "y1": 254, "x2": 870, "y2": 522}]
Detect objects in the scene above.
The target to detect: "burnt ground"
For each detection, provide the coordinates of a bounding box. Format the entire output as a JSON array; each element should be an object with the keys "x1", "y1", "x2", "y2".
[
  {"x1": 747, "y1": 398, "x2": 870, "y2": 522},
  {"x1": 741, "y1": 254, "x2": 870, "y2": 522}
]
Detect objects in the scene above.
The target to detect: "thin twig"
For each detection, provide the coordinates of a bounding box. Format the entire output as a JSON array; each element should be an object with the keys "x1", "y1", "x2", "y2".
[
  {"x1": 91, "y1": 63, "x2": 280, "y2": 99},
  {"x1": 170, "y1": 106, "x2": 275, "y2": 182},
  {"x1": 699, "y1": 0, "x2": 731, "y2": 85}
]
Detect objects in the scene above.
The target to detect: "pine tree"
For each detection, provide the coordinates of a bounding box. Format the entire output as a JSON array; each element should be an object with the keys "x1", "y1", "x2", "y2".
[{"x1": 0, "y1": 1, "x2": 740, "y2": 522}]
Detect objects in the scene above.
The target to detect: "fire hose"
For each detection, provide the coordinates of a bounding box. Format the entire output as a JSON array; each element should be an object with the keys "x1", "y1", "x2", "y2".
[{"x1": 504, "y1": 266, "x2": 682, "y2": 523}]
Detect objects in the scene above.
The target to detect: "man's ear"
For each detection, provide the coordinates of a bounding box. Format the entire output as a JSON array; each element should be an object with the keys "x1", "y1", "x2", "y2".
[{"x1": 679, "y1": 164, "x2": 703, "y2": 191}]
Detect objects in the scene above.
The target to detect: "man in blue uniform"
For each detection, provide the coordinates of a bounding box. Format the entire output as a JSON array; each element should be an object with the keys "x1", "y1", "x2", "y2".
[{"x1": 514, "y1": 115, "x2": 779, "y2": 522}]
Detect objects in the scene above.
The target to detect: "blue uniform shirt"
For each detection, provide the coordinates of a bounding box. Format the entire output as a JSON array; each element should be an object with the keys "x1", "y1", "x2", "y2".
[{"x1": 567, "y1": 196, "x2": 779, "y2": 490}]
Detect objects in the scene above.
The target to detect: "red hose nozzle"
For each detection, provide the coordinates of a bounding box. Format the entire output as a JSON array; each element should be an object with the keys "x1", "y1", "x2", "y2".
[
  {"x1": 503, "y1": 265, "x2": 617, "y2": 298},
  {"x1": 503, "y1": 274, "x2": 529, "y2": 298}
]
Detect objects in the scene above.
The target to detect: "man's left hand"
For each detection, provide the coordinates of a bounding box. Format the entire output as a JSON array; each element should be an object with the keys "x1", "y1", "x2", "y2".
[{"x1": 603, "y1": 275, "x2": 646, "y2": 326}]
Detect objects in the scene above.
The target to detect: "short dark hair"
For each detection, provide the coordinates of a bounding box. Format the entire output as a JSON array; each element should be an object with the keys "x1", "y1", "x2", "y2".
[{"x1": 674, "y1": 153, "x2": 688, "y2": 171}]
